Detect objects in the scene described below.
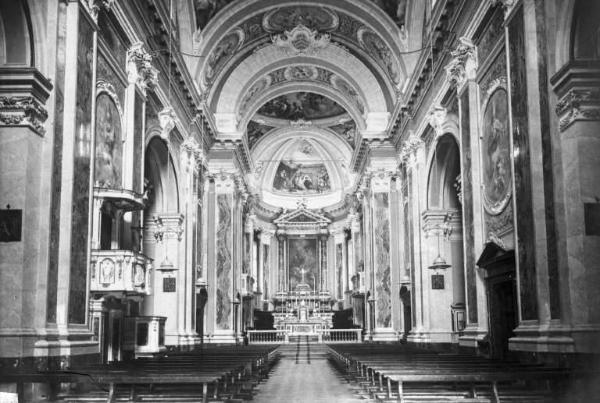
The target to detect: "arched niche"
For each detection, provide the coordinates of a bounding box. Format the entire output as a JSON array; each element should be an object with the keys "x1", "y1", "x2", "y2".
[
  {"x1": 570, "y1": 0, "x2": 600, "y2": 60},
  {"x1": 144, "y1": 136, "x2": 180, "y2": 215},
  {"x1": 427, "y1": 134, "x2": 461, "y2": 209},
  {"x1": 0, "y1": 0, "x2": 33, "y2": 66}
]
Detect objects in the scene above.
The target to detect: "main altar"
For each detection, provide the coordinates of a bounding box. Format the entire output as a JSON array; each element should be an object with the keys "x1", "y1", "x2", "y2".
[{"x1": 271, "y1": 204, "x2": 335, "y2": 335}]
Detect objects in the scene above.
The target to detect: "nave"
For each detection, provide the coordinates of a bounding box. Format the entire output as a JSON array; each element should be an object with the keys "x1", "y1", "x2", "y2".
[{"x1": 18, "y1": 342, "x2": 596, "y2": 403}]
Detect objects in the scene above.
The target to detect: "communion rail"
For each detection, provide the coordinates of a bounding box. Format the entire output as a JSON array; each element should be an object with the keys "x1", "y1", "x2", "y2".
[{"x1": 246, "y1": 329, "x2": 362, "y2": 344}]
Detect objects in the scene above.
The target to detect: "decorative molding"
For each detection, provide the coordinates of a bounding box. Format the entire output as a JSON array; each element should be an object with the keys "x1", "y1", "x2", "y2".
[
  {"x1": 180, "y1": 137, "x2": 206, "y2": 172},
  {"x1": 126, "y1": 42, "x2": 159, "y2": 94},
  {"x1": 398, "y1": 131, "x2": 424, "y2": 168},
  {"x1": 445, "y1": 37, "x2": 478, "y2": 92},
  {"x1": 427, "y1": 106, "x2": 447, "y2": 136},
  {"x1": 556, "y1": 89, "x2": 600, "y2": 132},
  {"x1": 96, "y1": 80, "x2": 123, "y2": 118},
  {"x1": 153, "y1": 214, "x2": 184, "y2": 242},
  {"x1": 0, "y1": 96, "x2": 48, "y2": 135},
  {"x1": 83, "y1": 0, "x2": 115, "y2": 21},
  {"x1": 158, "y1": 107, "x2": 176, "y2": 141},
  {"x1": 272, "y1": 24, "x2": 331, "y2": 56}
]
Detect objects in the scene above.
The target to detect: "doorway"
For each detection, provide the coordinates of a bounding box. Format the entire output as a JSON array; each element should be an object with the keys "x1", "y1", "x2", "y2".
[{"x1": 477, "y1": 242, "x2": 517, "y2": 360}]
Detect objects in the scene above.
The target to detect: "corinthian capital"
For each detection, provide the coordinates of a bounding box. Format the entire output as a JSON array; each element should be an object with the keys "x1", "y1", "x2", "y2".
[
  {"x1": 427, "y1": 106, "x2": 447, "y2": 136},
  {"x1": 127, "y1": 42, "x2": 159, "y2": 93},
  {"x1": 445, "y1": 37, "x2": 477, "y2": 91},
  {"x1": 398, "y1": 131, "x2": 424, "y2": 168}
]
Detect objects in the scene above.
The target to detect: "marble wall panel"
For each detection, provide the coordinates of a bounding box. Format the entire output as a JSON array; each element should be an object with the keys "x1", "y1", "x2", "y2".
[
  {"x1": 336, "y1": 243, "x2": 343, "y2": 299},
  {"x1": 508, "y1": 6, "x2": 538, "y2": 321},
  {"x1": 68, "y1": 11, "x2": 95, "y2": 324},
  {"x1": 475, "y1": 7, "x2": 504, "y2": 63},
  {"x1": 47, "y1": 2, "x2": 67, "y2": 323},
  {"x1": 263, "y1": 244, "x2": 269, "y2": 299},
  {"x1": 133, "y1": 92, "x2": 143, "y2": 193},
  {"x1": 534, "y1": 0, "x2": 559, "y2": 318},
  {"x1": 374, "y1": 192, "x2": 391, "y2": 328},
  {"x1": 460, "y1": 90, "x2": 478, "y2": 324},
  {"x1": 97, "y1": 10, "x2": 129, "y2": 69},
  {"x1": 96, "y1": 53, "x2": 125, "y2": 106},
  {"x1": 216, "y1": 194, "x2": 232, "y2": 330}
]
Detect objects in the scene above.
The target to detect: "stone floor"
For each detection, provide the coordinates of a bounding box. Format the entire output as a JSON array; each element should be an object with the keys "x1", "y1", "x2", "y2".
[{"x1": 251, "y1": 341, "x2": 368, "y2": 403}]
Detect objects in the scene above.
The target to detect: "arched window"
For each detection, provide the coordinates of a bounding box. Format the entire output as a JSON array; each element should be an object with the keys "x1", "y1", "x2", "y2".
[{"x1": 0, "y1": 0, "x2": 33, "y2": 66}]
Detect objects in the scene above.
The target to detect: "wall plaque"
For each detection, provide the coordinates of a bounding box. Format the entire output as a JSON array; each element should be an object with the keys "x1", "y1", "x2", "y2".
[
  {"x1": 431, "y1": 274, "x2": 445, "y2": 290},
  {"x1": 163, "y1": 277, "x2": 176, "y2": 292},
  {"x1": 0, "y1": 208, "x2": 22, "y2": 242}
]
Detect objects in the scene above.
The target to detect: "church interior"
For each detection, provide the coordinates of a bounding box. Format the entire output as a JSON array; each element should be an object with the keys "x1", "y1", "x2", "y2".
[{"x1": 0, "y1": 0, "x2": 599, "y2": 402}]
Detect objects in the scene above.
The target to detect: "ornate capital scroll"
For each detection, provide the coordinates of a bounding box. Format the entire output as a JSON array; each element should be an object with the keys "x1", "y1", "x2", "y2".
[
  {"x1": 445, "y1": 37, "x2": 478, "y2": 92},
  {"x1": 556, "y1": 89, "x2": 600, "y2": 132},
  {"x1": 126, "y1": 42, "x2": 159, "y2": 93}
]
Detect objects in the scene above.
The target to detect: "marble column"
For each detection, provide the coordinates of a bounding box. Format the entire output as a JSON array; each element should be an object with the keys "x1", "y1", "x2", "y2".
[
  {"x1": 369, "y1": 171, "x2": 395, "y2": 340},
  {"x1": 552, "y1": 51, "x2": 600, "y2": 353},
  {"x1": 445, "y1": 37, "x2": 489, "y2": 346},
  {"x1": 319, "y1": 235, "x2": 328, "y2": 291}
]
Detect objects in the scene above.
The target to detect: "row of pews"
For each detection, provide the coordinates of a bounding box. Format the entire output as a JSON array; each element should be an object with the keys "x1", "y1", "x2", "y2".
[
  {"x1": 1, "y1": 345, "x2": 280, "y2": 403},
  {"x1": 327, "y1": 344, "x2": 586, "y2": 403}
]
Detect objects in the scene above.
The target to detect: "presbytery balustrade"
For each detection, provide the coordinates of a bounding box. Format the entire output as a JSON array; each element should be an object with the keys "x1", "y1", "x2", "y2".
[{"x1": 90, "y1": 250, "x2": 153, "y2": 296}]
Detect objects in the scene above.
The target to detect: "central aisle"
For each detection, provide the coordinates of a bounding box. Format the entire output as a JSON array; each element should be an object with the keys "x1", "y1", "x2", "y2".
[{"x1": 251, "y1": 339, "x2": 368, "y2": 403}]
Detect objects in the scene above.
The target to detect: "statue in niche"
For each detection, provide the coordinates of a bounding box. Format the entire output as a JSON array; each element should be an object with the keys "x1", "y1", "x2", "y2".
[{"x1": 94, "y1": 94, "x2": 122, "y2": 189}]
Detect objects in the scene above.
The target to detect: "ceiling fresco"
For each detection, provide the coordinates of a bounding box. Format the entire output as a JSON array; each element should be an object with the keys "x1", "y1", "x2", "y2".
[
  {"x1": 257, "y1": 92, "x2": 346, "y2": 121},
  {"x1": 247, "y1": 120, "x2": 275, "y2": 149},
  {"x1": 237, "y1": 65, "x2": 365, "y2": 119},
  {"x1": 193, "y1": 0, "x2": 236, "y2": 30},
  {"x1": 200, "y1": 5, "x2": 402, "y2": 94},
  {"x1": 329, "y1": 120, "x2": 357, "y2": 148},
  {"x1": 369, "y1": 0, "x2": 408, "y2": 27},
  {"x1": 271, "y1": 141, "x2": 331, "y2": 194}
]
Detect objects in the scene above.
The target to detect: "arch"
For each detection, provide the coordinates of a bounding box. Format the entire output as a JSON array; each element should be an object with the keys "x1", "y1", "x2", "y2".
[
  {"x1": 215, "y1": 44, "x2": 389, "y2": 125},
  {"x1": 426, "y1": 134, "x2": 461, "y2": 209},
  {"x1": 0, "y1": 0, "x2": 33, "y2": 66},
  {"x1": 144, "y1": 137, "x2": 180, "y2": 214},
  {"x1": 239, "y1": 83, "x2": 366, "y2": 132}
]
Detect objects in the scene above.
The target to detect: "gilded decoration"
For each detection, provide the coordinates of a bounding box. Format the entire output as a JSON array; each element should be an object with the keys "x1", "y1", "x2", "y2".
[
  {"x1": 272, "y1": 25, "x2": 331, "y2": 56},
  {"x1": 556, "y1": 89, "x2": 600, "y2": 131},
  {"x1": 480, "y1": 78, "x2": 512, "y2": 216},
  {"x1": 0, "y1": 96, "x2": 48, "y2": 135},
  {"x1": 239, "y1": 65, "x2": 365, "y2": 121},
  {"x1": 357, "y1": 27, "x2": 400, "y2": 84},
  {"x1": 445, "y1": 37, "x2": 478, "y2": 91},
  {"x1": 126, "y1": 42, "x2": 158, "y2": 93}
]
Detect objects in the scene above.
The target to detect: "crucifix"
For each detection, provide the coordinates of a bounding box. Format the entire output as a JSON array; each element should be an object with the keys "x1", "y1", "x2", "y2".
[{"x1": 299, "y1": 267, "x2": 308, "y2": 284}]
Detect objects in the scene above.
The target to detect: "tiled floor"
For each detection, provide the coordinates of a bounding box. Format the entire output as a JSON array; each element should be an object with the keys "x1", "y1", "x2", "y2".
[{"x1": 251, "y1": 343, "x2": 367, "y2": 403}]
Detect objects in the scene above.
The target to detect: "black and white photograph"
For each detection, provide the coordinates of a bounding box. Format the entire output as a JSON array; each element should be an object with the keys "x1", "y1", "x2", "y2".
[{"x1": 0, "y1": 0, "x2": 599, "y2": 402}]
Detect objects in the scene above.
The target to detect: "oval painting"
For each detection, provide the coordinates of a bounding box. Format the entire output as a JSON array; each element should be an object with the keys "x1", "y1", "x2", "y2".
[
  {"x1": 481, "y1": 88, "x2": 511, "y2": 214},
  {"x1": 94, "y1": 93, "x2": 123, "y2": 189}
]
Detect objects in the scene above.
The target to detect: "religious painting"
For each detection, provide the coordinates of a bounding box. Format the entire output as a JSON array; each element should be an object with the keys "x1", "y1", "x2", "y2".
[
  {"x1": 257, "y1": 92, "x2": 346, "y2": 121},
  {"x1": 0, "y1": 209, "x2": 22, "y2": 242},
  {"x1": 94, "y1": 93, "x2": 123, "y2": 189},
  {"x1": 481, "y1": 87, "x2": 511, "y2": 215},
  {"x1": 273, "y1": 161, "x2": 330, "y2": 194},
  {"x1": 288, "y1": 238, "x2": 318, "y2": 291}
]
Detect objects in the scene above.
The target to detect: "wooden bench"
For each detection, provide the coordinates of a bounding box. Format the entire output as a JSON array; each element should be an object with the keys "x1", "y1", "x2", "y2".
[{"x1": 327, "y1": 344, "x2": 574, "y2": 403}]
